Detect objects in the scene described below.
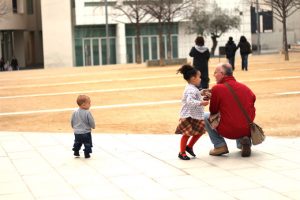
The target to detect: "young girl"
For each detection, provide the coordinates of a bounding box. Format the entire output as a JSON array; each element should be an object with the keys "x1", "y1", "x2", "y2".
[{"x1": 175, "y1": 64, "x2": 209, "y2": 160}]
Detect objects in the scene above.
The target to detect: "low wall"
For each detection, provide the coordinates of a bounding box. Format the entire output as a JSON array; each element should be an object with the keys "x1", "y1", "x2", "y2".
[{"x1": 146, "y1": 58, "x2": 187, "y2": 67}]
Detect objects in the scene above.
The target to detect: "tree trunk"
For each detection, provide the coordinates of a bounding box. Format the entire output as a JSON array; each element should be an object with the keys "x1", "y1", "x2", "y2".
[
  {"x1": 135, "y1": 23, "x2": 142, "y2": 64},
  {"x1": 211, "y1": 35, "x2": 218, "y2": 56},
  {"x1": 158, "y1": 20, "x2": 165, "y2": 66},
  {"x1": 167, "y1": 22, "x2": 172, "y2": 59},
  {"x1": 282, "y1": 17, "x2": 289, "y2": 61}
]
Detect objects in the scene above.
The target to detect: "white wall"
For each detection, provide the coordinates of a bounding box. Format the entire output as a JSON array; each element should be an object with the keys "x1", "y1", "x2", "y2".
[
  {"x1": 178, "y1": 22, "x2": 197, "y2": 60},
  {"x1": 74, "y1": 0, "x2": 152, "y2": 25},
  {"x1": 251, "y1": 8, "x2": 300, "y2": 51},
  {"x1": 252, "y1": 31, "x2": 296, "y2": 51},
  {"x1": 41, "y1": 0, "x2": 73, "y2": 68},
  {"x1": 274, "y1": 10, "x2": 300, "y2": 44}
]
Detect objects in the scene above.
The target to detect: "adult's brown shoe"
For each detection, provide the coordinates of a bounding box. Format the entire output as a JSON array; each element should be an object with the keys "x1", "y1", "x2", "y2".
[
  {"x1": 209, "y1": 146, "x2": 229, "y2": 156},
  {"x1": 241, "y1": 136, "x2": 251, "y2": 157}
]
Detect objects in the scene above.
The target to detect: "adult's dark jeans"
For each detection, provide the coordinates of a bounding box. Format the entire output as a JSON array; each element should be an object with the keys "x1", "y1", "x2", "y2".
[
  {"x1": 199, "y1": 69, "x2": 209, "y2": 89},
  {"x1": 200, "y1": 78, "x2": 209, "y2": 89},
  {"x1": 228, "y1": 56, "x2": 235, "y2": 70},
  {"x1": 72, "y1": 132, "x2": 92, "y2": 154},
  {"x1": 241, "y1": 54, "x2": 248, "y2": 71}
]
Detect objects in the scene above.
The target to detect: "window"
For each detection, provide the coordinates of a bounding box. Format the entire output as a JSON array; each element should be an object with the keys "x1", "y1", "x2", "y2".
[
  {"x1": 74, "y1": 25, "x2": 117, "y2": 66},
  {"x1": 125, "y1": 23, "x2": 178, "y2": 63},
  {"x1": 126, "y1": 37, "x2": 134, "y2": 63},
  {"x1": 27, "y1": 0, "x2": 33, "y2": 14},
  {"x1": 12, "y1": 0, "x2": 25, "y2": 14},
  {"x1": 142, "y1": 37, "x2": 149, "y2": 62},
  {"x1": 12, "y1": 0, "x2": 17, "y2": 13}
]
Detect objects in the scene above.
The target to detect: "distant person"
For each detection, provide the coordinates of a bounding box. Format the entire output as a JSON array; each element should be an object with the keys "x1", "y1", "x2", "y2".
[
  {"x1": 225, "y1": 37, "x2": 237, "y2": 70},
  {"x1": 236, "y1": 36, "x2": 251, "y2": 71},
  {"x1": 205, "y1": 63, "x2": 256, "y2": 157},
  {"x1": 189, "y1": 36, "x2": 210, "y2": 89},
  {"x1": 71, "y1": 95, "x2": 95, "y2": 158},
  {"x1": 11, "y1": 56, "x2": 19, "y2": 70},
  {"x1": 0, "y1": 57, "x2": 4, "y2": 71},
  {"x1": 4, "y1": 61, "x2": 12, "y2": 71},
  {"x1": 175, "y1": 64, "x2": 209, "y2": 160}
]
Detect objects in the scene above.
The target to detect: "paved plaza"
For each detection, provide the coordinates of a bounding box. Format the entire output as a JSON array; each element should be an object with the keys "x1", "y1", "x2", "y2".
[{"x1": 0, "y1": 132, "x2": 300, "y2": 200}]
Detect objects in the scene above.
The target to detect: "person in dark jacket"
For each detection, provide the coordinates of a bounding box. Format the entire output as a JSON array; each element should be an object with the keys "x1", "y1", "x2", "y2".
[
  {"x1": 225, "y1": 37, "x2": 237, "y2": 71},
  {"x1": 11, "y1": 56, "x2": 19, "y2": 71},
  {"x1": 189, "y1": 36, "x2": 210, "y2": 89},
  {"x1": 236, "y1": 36, "x2": 251, "y2": 71},
  {"x1": 0, "y1": 57, "x2": 5, "y2": 71}
]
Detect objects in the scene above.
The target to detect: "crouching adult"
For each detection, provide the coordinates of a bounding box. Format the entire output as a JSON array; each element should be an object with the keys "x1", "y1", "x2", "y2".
[{"x1": 205, "y1": 63, "x2": 256, "y2": 157}]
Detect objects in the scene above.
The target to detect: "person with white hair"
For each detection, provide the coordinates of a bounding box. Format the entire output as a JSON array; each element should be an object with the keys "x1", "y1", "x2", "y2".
[{"x1": 205, "y1": 63, "x2": 256, "y2": 157}]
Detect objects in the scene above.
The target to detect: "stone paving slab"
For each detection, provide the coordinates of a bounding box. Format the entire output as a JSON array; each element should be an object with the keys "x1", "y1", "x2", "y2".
[{"x1": 0, "y1": 132, "x2": 300, "y2": 200}]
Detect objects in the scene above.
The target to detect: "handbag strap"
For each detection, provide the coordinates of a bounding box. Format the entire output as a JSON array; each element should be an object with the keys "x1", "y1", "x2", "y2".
[{"x1": 224, "y1": 82, "x2": 252, "y2": 124}]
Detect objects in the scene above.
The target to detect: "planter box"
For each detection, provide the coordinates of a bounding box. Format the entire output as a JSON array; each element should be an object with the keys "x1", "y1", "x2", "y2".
[{"x1": 146, "y1": 58, "x2": 187, "y2": 67}]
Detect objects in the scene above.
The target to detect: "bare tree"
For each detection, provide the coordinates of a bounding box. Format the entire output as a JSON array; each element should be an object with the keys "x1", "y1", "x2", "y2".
[
  {"x1": 188, "y1": 10, "x2": 209, "y2": 36},
  {"x1": 189, "y1": 5, "x2": 240, "y2": 56},
  {"x1": 208, "y1": 6, "x2": 240, "y2": 56},
  {"x1": 143, "y1": 0, "x2": 167, "y2": 65},
  {"x1": 114, "y1": 0, "x2": 148, "y2": 64},
  {"x1": 144, "y1": 0, "x2": 193, "y2": 65},
  {"x1": 164, "y1": 0, "x2": 193, "y2": 59},
  {"x1": 261, "y1": 0, "x2": 300, "y2": 60}
]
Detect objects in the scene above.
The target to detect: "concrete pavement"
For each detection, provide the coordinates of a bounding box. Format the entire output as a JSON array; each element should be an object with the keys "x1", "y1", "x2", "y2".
[{"x1": 0, "y1": 132, "x2": 300, "y2": 200}]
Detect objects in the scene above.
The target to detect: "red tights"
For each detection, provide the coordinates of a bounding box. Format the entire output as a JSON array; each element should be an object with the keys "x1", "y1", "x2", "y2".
[{"x1": 180, "y1": 134, "x2": 202, "y2": 153}]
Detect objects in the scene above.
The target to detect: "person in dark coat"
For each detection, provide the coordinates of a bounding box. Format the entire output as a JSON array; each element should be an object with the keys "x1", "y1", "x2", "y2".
[
  {"x1": 189, "y1": 36, "x2": 210, "y2": 89},
  {"x1": 225, "y1": 37, "x2": 237, "y2": 71},
  {"x1": 11, "y1": 56, "x2": 19, "y2": 71},
  {"x1": 0, "y1": 57, "x2": 5, "y2": 71},
  {"x1": 236, "y1": 36, "x2": 251, "y2": 71}
]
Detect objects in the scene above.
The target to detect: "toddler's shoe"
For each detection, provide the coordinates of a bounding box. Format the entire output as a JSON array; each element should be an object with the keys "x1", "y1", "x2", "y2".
[
  {"x1": 186, "y1": 146, "x2": 196, "y2": 157},
  {"x1": 74, "y1": 151, "x2": 80, "y2": 157},
  {"x1": 178, "y1": 152, "x2": 190, "y2": 160},
  {"x1": 84, "y1": 153, "x2": 91, "y2": 159}
]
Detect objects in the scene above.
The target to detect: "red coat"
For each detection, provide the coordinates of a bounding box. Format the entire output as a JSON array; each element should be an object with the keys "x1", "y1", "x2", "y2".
[{"x1": 210, "y1": 76, "x2": 256, "y2": 139}]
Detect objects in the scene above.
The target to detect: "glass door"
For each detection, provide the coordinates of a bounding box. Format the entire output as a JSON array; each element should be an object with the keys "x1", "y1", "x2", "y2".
[
  {"x1": 151, "y1": 36, "x2": 158, "y2": 60},
  {"x1": 83, "y1": 39, "x2": 91, "y2": 66},
  {"x1": 142, "y1": 37, "x2": 149, "y2": 62},
  {"x1": 92, "y1": 39, "x2": 99, "y2": 66}
]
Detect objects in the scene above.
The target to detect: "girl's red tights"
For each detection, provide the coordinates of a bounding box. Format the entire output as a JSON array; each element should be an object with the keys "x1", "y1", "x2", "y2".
[{"x1": 180, "y1": 134, "x2": 201, "y2": 153}]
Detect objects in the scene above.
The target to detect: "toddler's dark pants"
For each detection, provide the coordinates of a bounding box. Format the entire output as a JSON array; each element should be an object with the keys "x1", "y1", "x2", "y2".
[{"x1": 72, "y1": 132, "x2": 92, "y2": 154}]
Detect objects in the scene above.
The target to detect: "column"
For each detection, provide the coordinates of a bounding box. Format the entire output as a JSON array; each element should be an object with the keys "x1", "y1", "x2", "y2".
[
  {"x1": 41, "y1": 0, "x2": 73, "y2": 68},
  {"x1": 116, "y1": 23, "x2": 127, "y2": 64}
]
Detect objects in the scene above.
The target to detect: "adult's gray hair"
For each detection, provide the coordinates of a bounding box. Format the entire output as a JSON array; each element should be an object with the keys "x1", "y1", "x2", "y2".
[{"x1": 221, "y1": 63, "x2": 233, "y2": 76}]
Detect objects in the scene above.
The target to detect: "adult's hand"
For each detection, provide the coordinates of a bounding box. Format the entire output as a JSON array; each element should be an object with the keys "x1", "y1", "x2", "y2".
[{"x1": 201, "y1": 100, "x2": 209, "y2": 106}]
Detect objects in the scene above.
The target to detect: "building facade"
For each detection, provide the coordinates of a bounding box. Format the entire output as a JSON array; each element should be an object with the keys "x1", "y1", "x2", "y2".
[
  {"x1": 0, "y1": 0, "x2": 43, "y2": 69},
  {"x1": 251, "y1": 2, "x2": 300, "y2": 51},
  {"x1": 39, "y1": 0, "x2": 252, "y2": 68},
  {"x1": 6, "y1": 0, "x2": 299, "y2": 69}
]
